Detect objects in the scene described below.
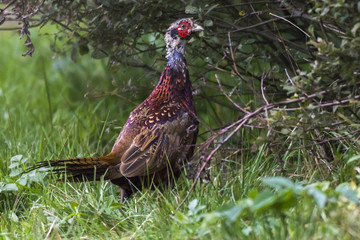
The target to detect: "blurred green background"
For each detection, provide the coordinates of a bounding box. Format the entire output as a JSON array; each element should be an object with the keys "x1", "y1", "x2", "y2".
[{"x1": 0, "y1": 27, "x2": 159, "y2": 163}]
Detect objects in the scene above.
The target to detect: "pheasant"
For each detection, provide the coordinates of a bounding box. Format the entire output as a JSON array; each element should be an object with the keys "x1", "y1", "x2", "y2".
[{"x1": 28, "y1": 18, "x2": 203, "y2": 201}]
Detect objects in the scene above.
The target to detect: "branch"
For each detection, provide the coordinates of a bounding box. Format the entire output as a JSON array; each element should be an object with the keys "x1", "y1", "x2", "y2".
[
  {"x1": 269, "y1": 12, "x2": 310, "y2": 38},
  {"x1": 215, "y1": 74, "x2": 249, "y2": 114},
  {"x1": 0, "y1": 0, "x2": 16, "y2": 13},
  {"x1": 22, "y1": 0, "x2": 45, "y2": 19},
  {"x1": 178, "y1": 83, "x2": 360, "y2": 207}
]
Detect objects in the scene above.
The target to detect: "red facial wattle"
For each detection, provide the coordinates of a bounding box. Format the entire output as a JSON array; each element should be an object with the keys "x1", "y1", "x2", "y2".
[{"x1": 177, "y1": 21, "x2": 192, "y2": 38}]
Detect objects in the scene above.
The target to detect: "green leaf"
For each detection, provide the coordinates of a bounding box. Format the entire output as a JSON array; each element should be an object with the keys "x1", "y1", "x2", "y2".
[
  {"x1": 70, "y1": 202, "x2": 79, "y2": 211},
  {"x1": 188, "y1": 199, "x2": 198, "y2": 211},
  {"x1": 262, "y1": 177, "x2": 295, "y2": 190},
  {"x1": 0, "y1": 183, "x2": 18, "y2": 192},
  {"x1": 283, "y1": 85, "x2": 297, "y2": 94},
  {"x1": 204, "y1": 4, "x2": 219, "y2": 15},
  {"x1": 248, "y1": 189, "x2": 258, "y2": 199},
  {"x1": 8, "y1": 162, "x2": 20, "y2": 169},
  {"x1": 336, "y1": 184, "x2": 359, "y2": 204},
  {"x1": 274, "y1": 189, "x2": 297, "y2": 210},
  {"x1": 185, "y1": 5, "x2": 198, "y2": 14},
  {"x1": 204, "y1": 20, "x2": 213, "y2": 27},
  {"x1": 347, "y1": 155, "x2": 360, "y2": 164},
  {"x1": 10, "y1": 155, "x2": 23, "y2": 162},
  {"x1": 307, "y1": 188, "x2": 327, "y2": 208},
  {"x1": 351, "y1": 23, "x2": 360, "y2": 37},
  {"x1": 208, "y1": 201, "x2": 251, "y2": 225},
  {"x1": 251, "y1": 190, "x2": 276, "y2": 212},
  {"x1": 216, "y1": 204, "x2": 245, "y2": 224},
  {"x1": 281, "y1": 128, "x2": 290, "y2": 135},
  {"x1": 20, "y1": 157, "x2": 29, "y2": 164},
  {"x1": 306, "y1": 104, "x2": 318, "y2": 110},
  {"x1": 174, "y1": 211, "x2": 188, "y2": 223},
  {"x1": 11, "y1": 212, "x2": 19, "y2": 223},
  {"x1": 17, "y1": 177, "x2": 27, "y2": 186},
  {"x1": 242, "y1": 226, "x2": 252, "y2": 236},
  {"x1": 9, "y1": 169, "x2": 21, "y2": 177}
]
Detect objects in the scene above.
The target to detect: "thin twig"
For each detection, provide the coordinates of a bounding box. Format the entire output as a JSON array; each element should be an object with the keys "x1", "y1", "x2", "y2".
[
  {"x1": 261, "y1": 72, "x2": 269, "y2": 105},
  {"x1": 227, "y1": 32, "x2": 259, "y2": 97},
  {"x1": 285, "y1": 68, "x2": 295, "y2": 86},
  {"x1": 232, "y1": 15, "x2": 300, "y2": 32},
  {"x1": 228, "y1": 32, "x2": 244, "y2": 81},
  {"x1": 269, "y1": 12, "x2": 311, "y2": 38},
  {"x1": 22, "y1": 0, "x2": 46, "y2": 20},
  {"x1": 178, "y1": 87, "x2": 360, "y2": 208},
  {"x1": 178, "y1": 118, "x2": 248, "y2": 209},
  {"x1": 215, "y1": 74, "x2": 249, "y2": 114},
  {"x1": 0, "y1": 0, "x2": 16, "y2": 13},
  {"x1": 261, "y1": 72, "x2": 272, "y2": 133}
]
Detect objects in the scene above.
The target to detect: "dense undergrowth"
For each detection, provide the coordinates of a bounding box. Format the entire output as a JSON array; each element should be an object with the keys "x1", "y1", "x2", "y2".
[{"x1": 0, "y1": 24, "x2": 360, "y2": 239}]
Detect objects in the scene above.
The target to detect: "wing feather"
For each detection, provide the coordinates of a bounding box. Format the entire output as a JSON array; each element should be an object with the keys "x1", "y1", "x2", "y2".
[
  {"x1": 120, "y1": 128, "x2": 165, "y2": 177},
  {"x1": 119, "y1": 109, "x2": 197, "y2": 178}
]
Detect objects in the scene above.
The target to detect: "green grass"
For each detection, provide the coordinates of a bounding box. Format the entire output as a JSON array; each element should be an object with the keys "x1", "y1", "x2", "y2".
[{"x1": 1, "y1": 30, "x2": 360, "y2": 239}]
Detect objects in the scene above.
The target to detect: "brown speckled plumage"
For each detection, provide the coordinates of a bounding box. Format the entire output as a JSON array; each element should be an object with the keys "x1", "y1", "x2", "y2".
[{"x1": 28, "y1": 18, "x2": 203, "y2": 201}]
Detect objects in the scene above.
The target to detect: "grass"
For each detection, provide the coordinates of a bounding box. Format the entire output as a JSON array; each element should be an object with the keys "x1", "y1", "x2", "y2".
[{"x1": 1, "y1": 30, "x2": 360, "y2": 239}]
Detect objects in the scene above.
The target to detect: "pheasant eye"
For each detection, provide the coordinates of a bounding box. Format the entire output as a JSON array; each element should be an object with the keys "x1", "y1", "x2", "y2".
[{"x1": 177, "y1": 21, "x2": 192, "y2": 38}]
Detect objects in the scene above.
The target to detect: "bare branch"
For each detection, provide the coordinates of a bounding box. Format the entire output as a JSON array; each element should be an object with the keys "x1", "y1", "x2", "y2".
[
  {"x1": 215, "y1": 74, "x2": 249, "y2": 114},
  {"x1": 178, "y1": 82, "x2": 360, "y2": 206},
  {"x1": 269, "y1": 12, "x2": 311, "y2": 38},
  {"x1": 0, "y1": 0, "x2": 16, "y2": 13}
]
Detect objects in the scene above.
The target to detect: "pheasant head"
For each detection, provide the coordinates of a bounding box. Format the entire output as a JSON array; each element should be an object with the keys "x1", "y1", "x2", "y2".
[{"x1": 164, "y1": 18, "x2": 203, "y2": 60}]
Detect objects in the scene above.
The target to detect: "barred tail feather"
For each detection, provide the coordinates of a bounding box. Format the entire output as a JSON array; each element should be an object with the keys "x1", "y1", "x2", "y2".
[{"x1": 26, "y1": 156, "x2": 113, "y2": 181}]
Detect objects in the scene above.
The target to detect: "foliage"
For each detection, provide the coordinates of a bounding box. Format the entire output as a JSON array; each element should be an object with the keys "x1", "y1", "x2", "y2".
[
  {"x1": 1, "y1": 0, "x2": 359, "y2": 177},
  {"x1": 0, "y1": 27, "x2": 360, "y2": 238},
  {"x1": 1, "y1": 0, "x2": 360, "y2": 238},
  {"x1": 198, "y1": 177, "x2": 360, "y2": 239}
]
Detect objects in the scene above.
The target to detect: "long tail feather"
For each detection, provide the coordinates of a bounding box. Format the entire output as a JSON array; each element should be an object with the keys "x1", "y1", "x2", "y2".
[{"x1": 26, "y1": 156, "x2": 114, "y2": 181}]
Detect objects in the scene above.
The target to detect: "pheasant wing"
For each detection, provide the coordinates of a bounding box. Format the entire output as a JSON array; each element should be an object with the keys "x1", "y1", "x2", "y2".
[{"x1": 119, "y1": 127, "x2": 172, "y2": 177}]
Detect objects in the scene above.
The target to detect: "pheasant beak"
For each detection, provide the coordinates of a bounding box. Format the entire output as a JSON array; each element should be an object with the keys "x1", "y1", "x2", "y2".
[{"x1": 192, "y1": 24, "x2": 204, "y2": 32}]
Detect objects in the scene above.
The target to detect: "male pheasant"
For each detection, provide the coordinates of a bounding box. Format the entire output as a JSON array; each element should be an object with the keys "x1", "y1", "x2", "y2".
[{"x1": 28, "y1": 18, "x2": 203, "y2": 201}]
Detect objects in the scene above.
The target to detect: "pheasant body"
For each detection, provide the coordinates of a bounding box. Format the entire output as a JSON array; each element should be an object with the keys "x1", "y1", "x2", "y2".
[{"x1": 28, "y1": 18, "x2": 202, "y2": 200}]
